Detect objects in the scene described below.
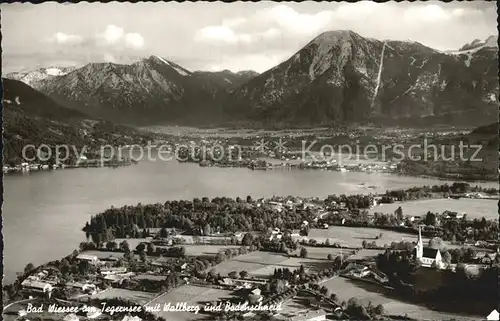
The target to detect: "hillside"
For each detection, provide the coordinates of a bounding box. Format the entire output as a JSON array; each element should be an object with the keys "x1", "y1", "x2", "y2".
[
  {"x1": 6, "y1": 31, "x2": 498, "y2": 128},
  {"x1": 226, "y1": 31, "x2": 498, "y2": 127},
  {"x1": 29, "y1": 57, "x2": 257, "y2": 125},
  {"x1": 470, "y1": 122, "x2": 498, "y2": 135},
  {"x1": 2, "y1": 78, "x2": 87, "y2": 120},
  {"x1": 2, "y1": 79, "x2": 157, "y2": 165},
  {"x1": 6, "y1": 66, "x2": 76, "y2": 88}
]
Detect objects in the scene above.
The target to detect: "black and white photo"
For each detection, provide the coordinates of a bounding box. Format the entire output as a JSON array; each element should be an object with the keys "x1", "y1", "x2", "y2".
[{"x1": 2, "y1": 2, "x2": 499, "y2": 321}]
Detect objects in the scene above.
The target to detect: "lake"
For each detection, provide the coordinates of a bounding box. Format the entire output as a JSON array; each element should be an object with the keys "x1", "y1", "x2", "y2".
[{"x1": 2, "y1": 155, "x2": 497, "y2": 284}]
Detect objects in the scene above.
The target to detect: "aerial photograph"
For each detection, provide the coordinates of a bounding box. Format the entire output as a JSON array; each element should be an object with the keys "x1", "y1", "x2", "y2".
[{"x1": 1, "y1": 2, "x2": 499, "y2": 321}]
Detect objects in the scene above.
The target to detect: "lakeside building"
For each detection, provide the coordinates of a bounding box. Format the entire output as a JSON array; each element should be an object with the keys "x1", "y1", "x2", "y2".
[
  {"x1": 21, "y1": 279, "x2": 54, "y2": 297},
  {"x1": 414, "y1": 226, "x2": 443, "y2": 268},
  {"x1": 100, "y1": 267, "x2": 128, "y2": 275},
  {"x1": 76, "y1": 254, "x2": 99, "y2": 264},
  {"x1": 66, "y1": 282, "x2": 97, "y2": 294}
]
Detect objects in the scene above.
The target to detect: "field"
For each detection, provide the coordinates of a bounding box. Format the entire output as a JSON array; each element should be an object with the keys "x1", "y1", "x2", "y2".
[
  {"x1": 321, "y1": 277, "x2": 479, "y2": 321},
  {"x1": 184, "y1": 245, "x2": 240, "y2": 257},
  {"x1": 370, "y1": 198, "x2": 497, "y2": 220},
  {"x1": 145, "y1": 285, "x2": 234, "y2": 321},
  {"x1": 91, "y1": 288, "x2": 157, "y2": 305},
  {"x1": 208, "y1": 248, "x2": 345, "y2": 278},
  {"x1": 347, "y1": 249, "x2": 386, "y2": 261},
  {"x1": 176, "y1": 235, "x2": 237, "y2": 244},
  {"x1": 307, "y1": 226, "x2": 425, "y2": 248},
  {"x1": 80, "y1": 250, "x2": 125, "y2": 259}
]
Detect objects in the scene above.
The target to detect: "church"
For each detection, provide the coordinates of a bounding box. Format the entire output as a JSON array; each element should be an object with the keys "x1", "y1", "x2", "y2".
[{"x1": 414, "y1": 226, "x2": 443, "y2": 268}]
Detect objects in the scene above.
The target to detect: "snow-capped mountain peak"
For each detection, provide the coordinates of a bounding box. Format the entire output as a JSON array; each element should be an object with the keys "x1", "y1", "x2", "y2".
[
  {"x1": 145, "y1": 55, "x2": 191, "y2": 76},
  {"x1": 458, "y1": 35, "x2": 498, "y2": 51},
  {"x1": 154, "y1": 55, "x2": 171, "y2": 66},
  {"x1": 6, "y1": 66, "x2": 76, "y2": 87}
]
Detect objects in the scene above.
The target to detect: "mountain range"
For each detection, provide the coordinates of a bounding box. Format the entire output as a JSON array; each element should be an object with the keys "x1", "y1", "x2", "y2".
[{"x1": 5, "y1": 30, "x2": 499, "y2": 128}]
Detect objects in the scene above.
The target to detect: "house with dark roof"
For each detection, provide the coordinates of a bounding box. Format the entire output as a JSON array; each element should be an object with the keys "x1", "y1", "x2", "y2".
[
  {"x1": 414, "y1": 226, "x2": 443, "y2": 268},
  {"x1": 21, "y1": 279, "x2": 54, "y2": 297}
]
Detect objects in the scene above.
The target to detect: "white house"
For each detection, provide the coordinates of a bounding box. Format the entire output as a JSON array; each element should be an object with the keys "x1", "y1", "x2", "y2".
[
  {"x1": 409, "y1": 216, "x2": 422, "y2": 223},
  {"x1": 87, "y1": 309, "x2": 102, "y2": 319},
  {"x1": 67, "y1": 282, "x2": 97, "y2": 294},
  {"x1": 250, "y1": 288, "x2": 261, "y2": 296},
  {"x1": 76, "y1": 254, "x2": 99, "y2": 264},
  {"x1": 122, "y1": 316, "x2": 142, "y2": 321},
  {"x1": 487, "y1": 309, "x2": 499, "y2": 321},
  {"x1": 21, "y1": 279, "x2": 54, "y2": 297},
  {"x1": 286, "y1": 309, "x2": 327, "y2": 321}
]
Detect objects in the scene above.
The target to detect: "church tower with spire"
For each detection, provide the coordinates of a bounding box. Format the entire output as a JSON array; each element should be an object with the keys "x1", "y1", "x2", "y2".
[{"x1": 415, "y1": 225, "x2": 424, "y2": 260}]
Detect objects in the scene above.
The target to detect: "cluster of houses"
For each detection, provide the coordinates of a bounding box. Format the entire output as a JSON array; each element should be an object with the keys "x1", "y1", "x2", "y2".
[
  {"x1": 3, "y1": 162, "x2": 64, "y2": 173},
  {"x1": 340, "y1": 263, "x2": 389, "y2": 284},
  {"x1": 398, "y1": 210, "x2": 466, "y2": 227},
  {"x1": 262, "y1": 198, "x2": 319, "y2": 213},
  {"x1": 218, "y1": 277, "x2": 269, "y2": 304}
]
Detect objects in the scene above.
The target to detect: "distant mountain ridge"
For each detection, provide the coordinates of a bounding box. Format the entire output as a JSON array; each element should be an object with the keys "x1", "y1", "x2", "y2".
[
  {"x1": 458, "y1": 35, "x2": 497, "y2": 51},
  {"x1": 19, "y1": 56, "x2": 259, "y2": 124},
  {"x1": 5, "y1": 32, "x2": 498, "y2": 128},
  {"x1": 226, "y1": 31, "x2": 498, "y2": 126}
]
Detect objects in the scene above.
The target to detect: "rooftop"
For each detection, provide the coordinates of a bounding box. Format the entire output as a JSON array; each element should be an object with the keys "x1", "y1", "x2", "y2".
[{"x1": 422, "y1": 248, "x2": 439, "y2": 258}]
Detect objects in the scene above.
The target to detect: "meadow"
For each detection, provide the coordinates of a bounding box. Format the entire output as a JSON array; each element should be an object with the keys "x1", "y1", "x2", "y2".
[
  {"x1": 207, "y1": 248, "x2": 345, "y2": 278},
  {"x1": 145, "y1": 285, "x2": 234, "y2": 321},
  {"x1": 320, "y1": 277, "x2": 480, "y2": 321},
  {"x1": 184, "y1": 245, "x2": 240, "y2": 257},
  {"x1": 307, "y1": 226, "x2": 425, "y2": 248},
  {"x1": 370, "y1": 198, "x2": 497, "y2": 220}
]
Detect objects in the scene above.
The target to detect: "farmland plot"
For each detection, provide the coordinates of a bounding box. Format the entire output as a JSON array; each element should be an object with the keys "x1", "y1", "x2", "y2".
[
  {"x1": 307, "y1": 226, "x2": 425, "y2": 248},
  {"x1": 209, "y1": 250, "x2": 338, "y2": 277},
  {"x1": 91, "y1": 288, "x2": 157, "y2": 305},
  {"x1": 184, "y1": 245, "x2": 240, "y2": 257},
  {"x1": 321, "y1": 277, "x2": 479, "y2": 321},
  {"x1": 146, "y1": 285, "x2": 234, "y2": 321},
  {"x1": 208, "y1": 251, "x2": 286, "y2": 276},
  {"x1": 369, "y1": 198, "x2": 497, "y2": 220}
]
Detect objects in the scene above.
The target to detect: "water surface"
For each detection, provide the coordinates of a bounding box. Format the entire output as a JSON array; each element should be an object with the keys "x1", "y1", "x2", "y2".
[{"x1": 3, "y1": 157, "x2": 497, "y2": 283}]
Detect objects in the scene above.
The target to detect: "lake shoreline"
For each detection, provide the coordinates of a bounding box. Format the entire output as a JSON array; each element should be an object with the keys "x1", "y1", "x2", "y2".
[{"x1": 4, "y1": 159, "x2": 498, "y2": 285}]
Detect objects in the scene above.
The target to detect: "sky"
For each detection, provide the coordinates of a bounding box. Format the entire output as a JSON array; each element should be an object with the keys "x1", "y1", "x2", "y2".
[{"x1": 2, "y1": 1, "x2": 497, "y2": 74}]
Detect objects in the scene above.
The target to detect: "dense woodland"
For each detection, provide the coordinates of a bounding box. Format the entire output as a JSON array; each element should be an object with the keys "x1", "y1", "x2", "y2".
[{"x1": 4, "y1": 110, "x2": 155, "y2": 165}]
